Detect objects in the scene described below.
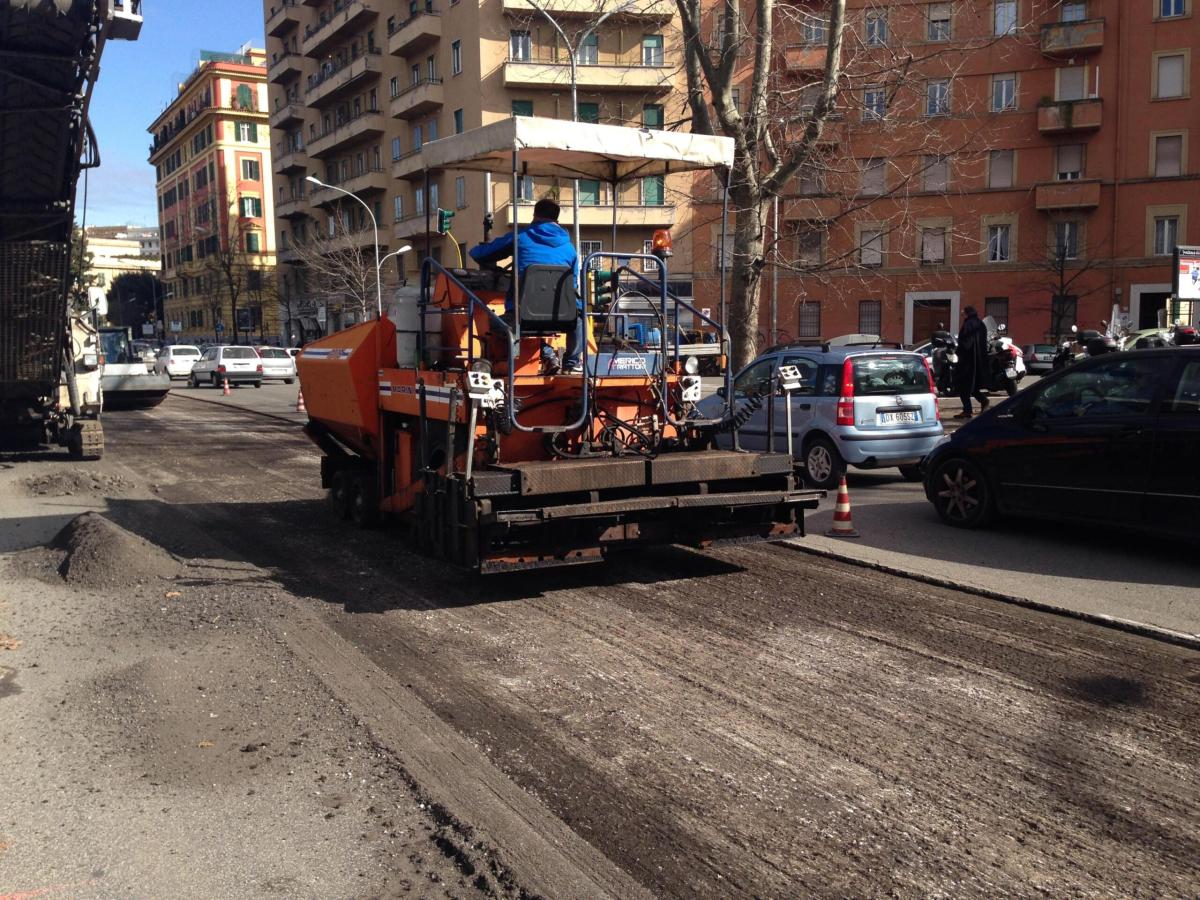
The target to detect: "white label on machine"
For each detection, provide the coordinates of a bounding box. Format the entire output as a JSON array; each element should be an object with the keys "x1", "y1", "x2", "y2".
[{"x1": 680, "y1": 375, "x2": 702, "y2": 403}]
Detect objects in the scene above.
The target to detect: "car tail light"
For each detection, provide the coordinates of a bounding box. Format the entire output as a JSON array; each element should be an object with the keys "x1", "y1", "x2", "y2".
[
  {"x1": 217, "y1": 364, "x2": 226, "y2": 373},
  {"x1": 836, "y1": 358, "x2": 855, "y2": 426},
  {"x1": 923, "y1": 358, "x2": 940, "y2": 421}
]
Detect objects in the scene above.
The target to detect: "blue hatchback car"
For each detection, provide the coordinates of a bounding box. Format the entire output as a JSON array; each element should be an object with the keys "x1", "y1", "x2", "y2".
[{"x1": 698, "y1": 341, "x2": 945, "y2": 489}]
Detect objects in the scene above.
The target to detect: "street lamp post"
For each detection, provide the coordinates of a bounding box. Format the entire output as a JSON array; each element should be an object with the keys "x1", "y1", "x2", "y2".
[{"x1": 305, "y1": 175, "x2": 383, "y2": 319}]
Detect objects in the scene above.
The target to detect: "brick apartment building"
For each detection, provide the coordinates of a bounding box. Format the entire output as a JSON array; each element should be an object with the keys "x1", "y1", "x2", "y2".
[{"x1": 148, "y1": 49, "x2": 280, "y2": 345}]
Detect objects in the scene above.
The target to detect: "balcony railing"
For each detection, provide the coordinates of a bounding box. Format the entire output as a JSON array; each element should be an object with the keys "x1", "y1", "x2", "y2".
[
  {"x1": 1037, "y1": 97, "x2": 1102, "y2": 133},
  {"x1": 301, "y1": 0, "x2": 379, "y2": 58},
  {"x1": 306, "y1": 110, "x2": 386, "y2": 157},
  {"x1": 268, "y1": 52, "x2": 303, "y2": 84},
  {"x1": 1035, "y1": 179, "x2": 1101, "y2": 211},
  {"x1": 783, "y1": 44, "x2": 827, "y2": 72},
  {"x1": 1041, "y1": 18, "x2": 1104, "y2": 56},
  {"x1": 305, "y1": 49, "x2": 383, "y2": 106},
  {"x1": 387, "y1": 7, "x2": 441, "y2": 56},
  {"x1": 266, "y1": 0, "x2": 300, "y2": 37},
  {"x1": 503, "y1": 52, "x2": 672, "y2": 92},
  {"x1": 273, "y1": 145, "x2": 309, "y2": 173},
  {"x1": 502, "y1": 200, "x2": 675, "y2": 227},
  {"x1": 276, "y1": 191, "x2": 309, "y2": 217},
  {"x1": 269, "y1": 101, "x2": 306, "y2": 128},
  {"x1": 389, "y1": 77, "x2": 444, "y2": 119},
  {"x1": 500, "y1": 0, "x2": 672, "y2": 16},
  {"x1": 310, "y1": 167, "x2": 389, "y2": 204}
]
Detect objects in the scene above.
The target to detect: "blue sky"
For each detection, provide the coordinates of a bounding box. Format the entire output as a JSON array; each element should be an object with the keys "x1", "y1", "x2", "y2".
[{"x1": 79, "y1": 2, "x2": 266, "y2": 227}]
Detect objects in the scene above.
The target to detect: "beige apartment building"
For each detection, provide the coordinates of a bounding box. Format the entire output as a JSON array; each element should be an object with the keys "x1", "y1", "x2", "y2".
[
  {"x1": 263, "y1": 0, "x2": 691, "y2": 342},
  {"x1": 148, "y1": 49, "x2": 280, "y2": 345}
]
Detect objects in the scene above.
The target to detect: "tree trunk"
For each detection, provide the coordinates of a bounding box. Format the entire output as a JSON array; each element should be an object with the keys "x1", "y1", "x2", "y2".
[{"x1": 728, "y1": 182, "x2": 766, "y2": 370}]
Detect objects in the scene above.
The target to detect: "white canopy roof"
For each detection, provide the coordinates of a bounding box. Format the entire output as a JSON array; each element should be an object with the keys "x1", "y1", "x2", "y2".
[{"x1": 418, "y1": 116, "x2": 734, "y2": 181}]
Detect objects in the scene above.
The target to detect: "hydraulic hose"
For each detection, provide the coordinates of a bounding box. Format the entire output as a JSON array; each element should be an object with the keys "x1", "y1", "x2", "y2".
[{"x1": 709, "y1": 390, "x2": 764, "y2": 434}]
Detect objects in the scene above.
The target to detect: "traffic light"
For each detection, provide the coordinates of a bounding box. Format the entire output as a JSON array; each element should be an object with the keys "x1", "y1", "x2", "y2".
[
  {"x1": 591, "y1": 268, "x2": 616, "y2": 307},
  {"x1": 436, "y1": 208, "x2": 455, "y2": 234}
]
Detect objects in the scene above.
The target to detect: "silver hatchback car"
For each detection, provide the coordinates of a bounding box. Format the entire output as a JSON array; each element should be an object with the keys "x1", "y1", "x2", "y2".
[{"x1": 699, "y1": 342, "x2": 945, "y2": 489}]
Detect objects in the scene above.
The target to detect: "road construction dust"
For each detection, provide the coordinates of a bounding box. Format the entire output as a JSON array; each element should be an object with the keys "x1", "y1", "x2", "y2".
[{"x1": 22, "y1": 470, "x2": 133, "y2": 497}]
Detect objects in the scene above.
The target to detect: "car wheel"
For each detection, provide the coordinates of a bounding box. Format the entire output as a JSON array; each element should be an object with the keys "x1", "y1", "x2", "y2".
[
  {"x1": 190, "y1": 374, "x2": 199, "y2": 388},
  {"x1": 898, "y1": 464, "x2": 924, "y2": 482},
  {"x1": 928, "y1": 457, "x2": 995, "y2": 529},
  {"x1": 802, "y1": 436, "x2": 844, "y2": 491},
  {"x1": 253, "y1": 382, "x2": 262, "y2": 389},
  {"x1": 210, "y1": 373, "x2": 220, "y2": 388},
  {"x1": 285, "y1": 378, "x2": 295, "y2": 385}
]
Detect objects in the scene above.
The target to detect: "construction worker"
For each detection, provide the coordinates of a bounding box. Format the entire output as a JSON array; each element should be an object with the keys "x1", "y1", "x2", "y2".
[{"x1": 469, "y1": 198, "x2": 582, "y2": 373}]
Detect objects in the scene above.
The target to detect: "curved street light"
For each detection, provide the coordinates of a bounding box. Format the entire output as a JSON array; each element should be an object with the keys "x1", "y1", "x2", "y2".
[{"x1": 305, "y1": 175, "x2": 384, "y2": 318}]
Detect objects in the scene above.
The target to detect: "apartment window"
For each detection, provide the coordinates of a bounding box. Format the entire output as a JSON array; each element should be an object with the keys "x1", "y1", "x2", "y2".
[
  {"x1": 730, "y1": 87, "x2": 742, "y2": 112},
  {"x1": 245, "y1": 232, "x2": 261, "y2": 253},
  {"x1": 413, "y1": 123, "x2": 423, "y2": 150},
  {"x1": 642, "y1": 175, "x2": 665, "y2": 206},
  {"x1": 1054, "y1": 221, "x2": 1079, "y2": 259},
  {"x1": 239, "y1": 196, "x2": 262, "y2": 218},
  {"x1": 1058, "y1": 66, "x2": 1086, "y2": 101},
  {"x1": 994, "y1": 0, "x2": 1017, "y2": 34},
  {"x1": 927, "y1": 3, "x2": 952, "y2": 41},
  {"x1": 415, "y1": 186, "x2": 425, "y2": 216},
  {"x1": 799, "y1": 165, "x2": 825, "y2": 195},
  {"x1": 921, "y1": 227, "x2": 946, "y2": 264},
  {"x1": 797, "y1": 302, "x2": 821, "y2": 338},
  {"x1": 643, "y1": 104, "x2": 664, "y2": 129},
  {"x1": 923, "y1": 156, "x2": 949, "y2": 192},
  {"x1": 510, "y1": 30, "x2": 531, "y2": 61},
  {"x1": 989, "y1": 149, "x2": 1015, "y2": 188},
  {"x1": 984, "y1": 297, "x2": 1009, "y2": 328},
  {"x1": 516, "y1": 175, "x2": 534, "y2": 201},
  {"x1": 579, "y1": 32, "x2": 598, "y2": 65},
  {"x1": 1160, "y1": 0, "x2": 1185, "y2": 17},
  {"x1": 642, "y1": 34, "x2": 664, "y2": 66},
  {"x1": 1155, "y1": 53, "x2": 1187, "y2": 99},
  {"x1": 236, "y1": 122, "x2": 258, "y2": 143},
  {"x1": 390, "y1": 75, "x2": 398, "y2": 96},
  {"x1": 714, "y1": 233, "x2": 733, "y2": 271},
  {"x1": 453, "y1": 108, "x2": 464, "y2": 133},
  {"x1": 865, "y1": 10, "x2": 887, "y2": 46},
  {"x1": 987, "y1": 224, "x2": 1011, "y2": 262},
  {"x1": 427, "y1": 55, "x2": 437, "y2": 81},
  {"x1": 991, "y1": 73, "x2": 1016, "y2": 111},
  {"x1": 578, "y1": 102, "x2": 599, "y2": 124},
  {"x1": 858, "y1": 300, "x2": 882, "y2": 335},
  {"x1": 581, "y1": 240, "x2": 603, "y2": 269},
  {"x1": 802, "y1": 13, "x2": 826, "y2": 44},
  {"x1": 393, "y1": 195, "x2": 403, "y2": 222},
  {"x1": 1050, "y1": 295, "x2": 1077, "y2": 335},
  {"x1": 512, "y1": 99, "x2": 533, "y2": 117},
  {"x1": 859, "y1": 229, "x2": 883, "y2": 267},
  {"x1": 1061, "y1": 1, "x2": 1087, "y2": 21},
  {"x1": 863, "y1": 85, "x2": 886, "y2": 121},
  {"x1": 451, "y1": 40, "x2": 462, "y2": 75},
  {"x1": 1154, "y1": 216, "x2": 1180, "y2": 255},
  {"x1": 411, "y1": 64, "x2": 420, "y2": 85},
  {"x1": 1154, "y1": 134, "x2": 1184, "y2": 177},
  {"x1": 391, "y1": 136, "x2": 402, "y2": 160},
  {"x1": 578, "y1": 179, "x2": 601, "y2": 205},
  {"x1": 428, "y1": 118, "x2": 438, "y2": 141},
  {"x1": 429, "y1": 183, "x2": 439, "y2": 210},
  {"x1": 1056, "y1": 144, "x2": 1084, "y2": 181},
  {"x1": 860, "y1": 157, "x2": 885, "y2": 195},
  {"x1": 455, "y1": 176, "x2": 466, "y2": 209},
  {"x1": 796, "y1": 227, "x2": 823, "y2": 266},
  {"x1": 640, "y1": 239, "x2": 656, "y2": 272},
  {"x1": 926, "y1": 79, "x2": 950, "y2": 116}
]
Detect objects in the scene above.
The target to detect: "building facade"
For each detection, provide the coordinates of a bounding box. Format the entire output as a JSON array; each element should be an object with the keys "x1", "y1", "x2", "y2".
[
  {"x1": 262, "y1": 0, "x2": 691, "y2": 345},
  {"x1": 148, "y1": 49, "x2": 281, "y2": 345},
  {"x1": 691, "y1": 0, "x2": 1200, "y2": 348}
]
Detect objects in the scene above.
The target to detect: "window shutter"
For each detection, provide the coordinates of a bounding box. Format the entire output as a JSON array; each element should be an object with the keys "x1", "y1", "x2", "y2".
[
  {"x1": 922, "y1": 228, "x2": 945, "y2": 262},
  {"x1": 1158, "y1": 55, "x2": 1185, "y2": 98},
  {"x1": 989, "y1": 150, "x2": 1014, "y2": 187},
  {"x1": 1057, "y1": 144, "x2": 1083, "y2": 177},
  {"x1": 1058, "y1": 66, "x2": 1086, "y2": 101},
  {"x1": 1156, "y1": 135, "x2": 1183, "y2": 177},
  {"x1": 248, "y1": 122, "x2": 258, "y2": 143}
]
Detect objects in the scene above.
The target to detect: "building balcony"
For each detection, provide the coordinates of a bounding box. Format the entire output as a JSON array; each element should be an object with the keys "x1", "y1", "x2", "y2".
[
  {"x1": 326, "y1": 226, "x2": 389, "y2": 254},
  {"x1": 276, "y1": 192, "x2": 310, "y2": 218},
  {"x1": 1035, "y1": 179, "x2": 1101, "y2": 211},
  {"x1": 310, "y1": 167, "x2": 390, "y2": 206},
  {"x1": 1041, "y1": 18, "x2": 1104, "y2": 56},
  {"x1": 394, "y1": 213, "x2": 436, "y2": 240},
  {"x1": 391, "y1": 148, "x2": 436, "y2": 180},
  {"x1": 108, "y1": 0, "x2": 143, "y2": 41},
  {"x1": 268, "y1": 52, "x2": 303, "y2": 84},
  {"x1": 502, "y1": 201, "x2": 675, "y2": 228},
  {"x1": 301, "y1": 0, "x2": 379, "y2": 58},
  {"x1": 278, "y1": 245, "x2": 303, "y2": 264},
  {"x1": 269, "y1": 101, "x2": 306, "y2": 128},
  {"x1": 501, "y1": 0, "x2": 672, "y2": 14},
  {"x1": 1037, "y1": 98, "x2": 1102, "y2": 134},
  {"x1": 503, "y1": 58, "x2": 672, "y2": 92},
  {"x1": 274, "y1": 147, "x2": 310, "y2": 173},
  {"x1": 266, "y1": 0, "x2": 301, "y2": 37},
  {"x1": 387, "y1": 8, "x2": 441, "y2": 57},
  {"x1": 305, "y1": 51, "x2": 383, "y2": 107},
  {"x1": 390, "y1": 78, "x2": 444, "y2": 119},
  {"x1": 783, "y1": 44, "x2": 827, "y2": 72},
  {"x1": 307, "y1": 111, "x2": 386, "y2": 158}
]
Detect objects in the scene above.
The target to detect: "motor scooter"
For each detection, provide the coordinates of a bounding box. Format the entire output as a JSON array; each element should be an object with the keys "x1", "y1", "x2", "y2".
[
  {"x1": 1051, "y1": 325, "x2": 1078, "y2": 371},
  {"x1": 984, "y1": 318, "x2": 1025, "y2": 396},
  {"x1": 929, "y1": 327, "x2": 958, "y2": 396}
]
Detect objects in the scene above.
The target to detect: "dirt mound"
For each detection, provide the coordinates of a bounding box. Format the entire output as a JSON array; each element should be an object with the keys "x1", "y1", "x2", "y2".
[
  {"x1": 50, "y1": 512, "x2": 182, "y2": 589},
  {"x1": 24, "y1": 470, "x2": 133, "y2": 497}
]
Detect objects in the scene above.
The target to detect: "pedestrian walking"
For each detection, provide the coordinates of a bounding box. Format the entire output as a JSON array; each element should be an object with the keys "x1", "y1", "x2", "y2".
[{"x1": 954, "y1": 305, "x2": 990, "y2": 419}]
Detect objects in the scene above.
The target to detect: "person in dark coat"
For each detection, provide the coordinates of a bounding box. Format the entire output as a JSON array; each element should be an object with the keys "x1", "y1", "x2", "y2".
[{"x1": 954, "y1": 305, "x2": 990, "y2": 419}]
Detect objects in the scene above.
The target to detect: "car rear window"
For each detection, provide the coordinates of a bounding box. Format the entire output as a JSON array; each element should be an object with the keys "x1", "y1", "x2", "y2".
[
  {"x1": 851, "y1": 355, "x2": 930, "y2": 395},
  {"x1": 258, "y1": 348, "x2": 288, "y2": 358},
  {"x1": 172, "y1": 347, "x2": 200, "y2": 357},
  {"x1": 222, "y1": 347, "x2": 257, "y2": 359},
  {"x1": 1034, "y1": 344, "x2": 1056, "y2": 354}
]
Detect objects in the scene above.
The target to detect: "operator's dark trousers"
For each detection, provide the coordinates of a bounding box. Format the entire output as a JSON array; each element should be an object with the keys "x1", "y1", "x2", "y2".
[{"x1": 957, "y1": 368, "x2": 988, "y2": 415}]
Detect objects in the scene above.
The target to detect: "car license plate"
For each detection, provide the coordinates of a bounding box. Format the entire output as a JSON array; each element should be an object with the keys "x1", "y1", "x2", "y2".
[
  {"x1": 1005, "y1": 367, "x2": 1017, "y2": 379},
  {"x1": 877, "y1": 410, "x2": 920, "y2": 425}
]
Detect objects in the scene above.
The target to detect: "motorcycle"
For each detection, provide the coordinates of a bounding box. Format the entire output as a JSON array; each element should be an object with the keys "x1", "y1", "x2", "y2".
[
  {"x1": 1051, "y1": 324, "x2": 1078, "y2": 371},
  {"x1": 929, "y1": 327, "x2": 958, "y2": 397},
  {"x1": 984, "y1": 317, "x2": 1025, "y2": 396}
]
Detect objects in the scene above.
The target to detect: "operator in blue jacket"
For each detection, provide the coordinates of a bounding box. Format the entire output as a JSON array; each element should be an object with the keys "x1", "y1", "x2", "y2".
[{"x1": 469, "y1": 198, "x2": 583, "y2": 373}]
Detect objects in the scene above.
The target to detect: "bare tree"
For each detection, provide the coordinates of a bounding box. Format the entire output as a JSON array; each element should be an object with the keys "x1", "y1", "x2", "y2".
[
  {"x1": 202, "y1": 190, "x2": 273, "y2": 344},
  {"x1": 1022, "y1": 236, "x2": 1113, "y2": 340},
  {"x1": 282, "y1": 204, "x2": 377, "y2": 329}
]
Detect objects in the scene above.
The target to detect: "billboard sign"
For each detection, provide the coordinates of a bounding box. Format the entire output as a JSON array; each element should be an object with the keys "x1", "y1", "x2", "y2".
[{"x1": 1175, "y1": 245, "x2": 1200, "y2": 302}]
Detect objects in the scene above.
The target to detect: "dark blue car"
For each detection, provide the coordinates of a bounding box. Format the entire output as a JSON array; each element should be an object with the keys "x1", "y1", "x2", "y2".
[{"x1": 922, "y1": 347, "x2": 1200, "y2": 538}]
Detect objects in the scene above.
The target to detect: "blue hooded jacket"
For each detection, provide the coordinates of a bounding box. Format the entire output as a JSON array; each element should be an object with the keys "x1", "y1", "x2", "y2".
[{"x1": 469, "y1": 221, "x2": 580, "y2": 312}]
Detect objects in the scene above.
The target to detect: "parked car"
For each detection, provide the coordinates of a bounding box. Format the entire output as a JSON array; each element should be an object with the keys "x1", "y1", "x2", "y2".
[
  {"x1": 697, "y1": 342, "x2": 944, "y2": 489},
  {"x1": 922, "y1": 347, "x2": 1200, "y2": 539},
  {"x1": 153, "y1": 344, "x2": 202, "y2": 379},
  {"x1": 1021, "y1": 343, "x2": 1058, "y2": 374},
  {"x1": 130, "y1": 340, "x2": 158, "y2": 372},
  {"x1": 1119, "y1": 328, "x2": 1172, "y2": 351},
  {"x1": 188, "y1": 345, "x2": 263, "y2": 388},
  {"x1": 254, "y1": 346, "x2": 297, "y2": 383}
]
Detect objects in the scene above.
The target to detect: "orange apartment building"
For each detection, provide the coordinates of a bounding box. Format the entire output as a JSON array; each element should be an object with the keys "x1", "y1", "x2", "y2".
[
  {"x1": 690, "y1": 0, "x2": 1200, "y2": 348},
  {"x1": 148, "y1": 49, "x2": 279, "y2": 344}
]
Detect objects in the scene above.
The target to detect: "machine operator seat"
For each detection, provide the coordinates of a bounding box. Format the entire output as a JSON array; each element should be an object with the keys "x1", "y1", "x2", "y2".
[{"x1": 517, "y1": 264, "x2": 578, "y2": 336}]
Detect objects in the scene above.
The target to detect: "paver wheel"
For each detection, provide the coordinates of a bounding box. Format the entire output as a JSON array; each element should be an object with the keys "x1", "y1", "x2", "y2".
[{"x1": 329, "y1": 470, "x2": 353, "y2": 520}]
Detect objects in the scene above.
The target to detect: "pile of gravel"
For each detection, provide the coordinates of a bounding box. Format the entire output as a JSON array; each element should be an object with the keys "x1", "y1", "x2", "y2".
[
  {"x1": 24, "y1": 471, "x2": 133, "y2": 497},
  {"x1": 50, "y1": 512, "x2": 182, "y2": 590}
]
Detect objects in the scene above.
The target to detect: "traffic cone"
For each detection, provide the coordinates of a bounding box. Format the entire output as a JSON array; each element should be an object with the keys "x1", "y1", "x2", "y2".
[
  {"x1": 222, "y1": 377, "x2": 231, "y2": 396},
  {"x1": 295, "y1": 389, "x2": 306, "y2": 413},
  {"x1": 825, "y1": 475, "x2": 860, "y2": 538}
]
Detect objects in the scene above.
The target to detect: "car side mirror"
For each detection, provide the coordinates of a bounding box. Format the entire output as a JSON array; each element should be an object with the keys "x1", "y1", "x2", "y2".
[{"x1": 716, "y1": 386, "x2": 726, "y2": 399}]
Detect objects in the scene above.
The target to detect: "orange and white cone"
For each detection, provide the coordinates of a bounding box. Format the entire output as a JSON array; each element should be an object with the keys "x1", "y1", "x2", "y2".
[
  {"x1": 825, "y1": 475, "x2": 860, "y2": 538},
  {"x1": 295, "y1": 389, "x2": 306, "y2": 413},
  {"x1": 222, "y1": 377, "x2": 231, "y2": 396}
]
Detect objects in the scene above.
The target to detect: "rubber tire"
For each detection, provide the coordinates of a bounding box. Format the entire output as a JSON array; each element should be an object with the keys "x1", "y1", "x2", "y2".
[
  {"x1": 284, "y1": 378, "x2": 295, "y2": 385},
  {"x1": 349, "y1": 474, "x2": 379, "y2": 529},
  {"x1": 329, "y1": 470, "x2": 353, "y2": 520},
  {"x1": 928, "y1": 456, "x2": 995, "y2": 529},
  {"x1": 802, "y1": 435, "x2": 845, "y2": 491},
  {"x1": 898, "y1": 464, "x2": 924, "y2": 482},
  {"x1": 210, "y1": 373, "x2": 220, "y2": 388},
  {"x1": 190, "y1": 374, "x2": 200, "y2": 388},
  {"x1": 253, "y1": 381, "x2": 262, "y2": 389}
]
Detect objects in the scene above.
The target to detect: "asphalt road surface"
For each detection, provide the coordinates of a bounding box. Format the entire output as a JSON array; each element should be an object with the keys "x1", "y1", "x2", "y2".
[{"x1": 35, "y1": 395, "x2": 1198, "y2": 897}]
